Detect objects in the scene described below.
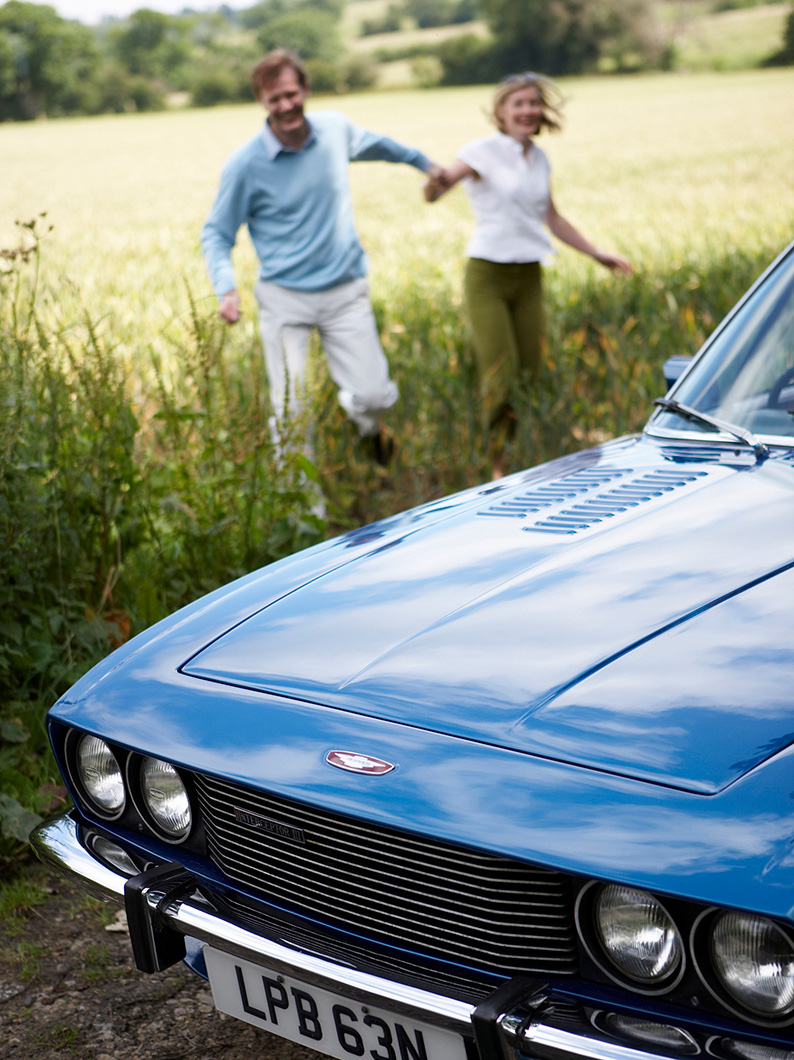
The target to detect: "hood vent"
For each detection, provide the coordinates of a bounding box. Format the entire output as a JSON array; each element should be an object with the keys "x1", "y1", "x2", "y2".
[
  {"x1": 478, "y1": 467, "x2": 635, "y2": 520},
  {"x1": 524, "y1": 469, "x2": 709, "y2": 535},
  {"x1": 478, "y1": 467, "x2": 708, "y2": 535}
]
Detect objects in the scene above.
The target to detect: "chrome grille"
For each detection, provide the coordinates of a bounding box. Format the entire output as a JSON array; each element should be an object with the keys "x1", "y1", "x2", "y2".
[{"x1": 194, "y1": 774, "x2": 579, "y2": 979}]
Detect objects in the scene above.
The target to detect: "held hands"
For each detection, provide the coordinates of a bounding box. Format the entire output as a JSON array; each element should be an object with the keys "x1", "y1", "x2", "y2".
[
  {"x1": 219, "y1": 290, "x2": 240, "y2": 323},
  {"x1": 423, "y1": 164, "x2": 453, "y2": 203}
]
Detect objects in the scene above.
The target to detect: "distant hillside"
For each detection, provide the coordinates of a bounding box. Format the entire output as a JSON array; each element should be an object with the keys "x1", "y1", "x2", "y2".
[{"x1": 341, "y1": 0, "x2": 790, "y2": 84}]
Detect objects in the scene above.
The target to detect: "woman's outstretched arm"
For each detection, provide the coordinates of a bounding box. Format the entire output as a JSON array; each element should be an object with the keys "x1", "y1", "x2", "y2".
[{"x1": 545, "y1": 195, "x2": 632, "y2": 274}]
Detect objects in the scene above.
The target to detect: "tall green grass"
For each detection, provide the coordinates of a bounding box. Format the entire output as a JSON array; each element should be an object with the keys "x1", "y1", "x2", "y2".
[
  {"x1": 1, "y1": 71, "x2": 793, "y2": 866},
  {"x1": 0, "y1": 224, "x2": 323, "y2": 866}
]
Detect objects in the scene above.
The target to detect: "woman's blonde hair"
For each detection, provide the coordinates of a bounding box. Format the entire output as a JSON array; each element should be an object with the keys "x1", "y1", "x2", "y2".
[{"x1": 490, "y1": 72, "x2": 565, "y2": 134}]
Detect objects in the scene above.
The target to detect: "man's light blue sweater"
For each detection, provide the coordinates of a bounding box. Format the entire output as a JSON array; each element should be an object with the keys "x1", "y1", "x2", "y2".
[{"x1": 201, "y1": 110, "x2": 432, "y2": 296}]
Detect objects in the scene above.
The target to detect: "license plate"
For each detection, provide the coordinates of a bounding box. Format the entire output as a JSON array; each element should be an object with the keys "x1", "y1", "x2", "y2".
[{"x1": 205, "y1": 948, "x2": 468, "y2": 1060}]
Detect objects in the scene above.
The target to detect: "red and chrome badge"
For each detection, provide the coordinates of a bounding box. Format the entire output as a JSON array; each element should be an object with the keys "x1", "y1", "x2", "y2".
[{"x1": 325, "y1": 750, "x2": 396, "y2": 775}]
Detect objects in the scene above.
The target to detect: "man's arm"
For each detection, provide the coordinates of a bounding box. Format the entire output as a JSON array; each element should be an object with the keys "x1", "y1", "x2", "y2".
[
  {"x1": 348, "y1": 123, "x2": 437, "y2": 172},
  {"x1": 201, "y1": 156, "x2": 250, "y2": 320}
]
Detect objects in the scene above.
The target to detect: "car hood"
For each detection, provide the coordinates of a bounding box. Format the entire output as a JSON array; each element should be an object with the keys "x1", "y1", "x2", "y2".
[{"x1": 182, "y1": 438, "x2": 794, "y2": 796}]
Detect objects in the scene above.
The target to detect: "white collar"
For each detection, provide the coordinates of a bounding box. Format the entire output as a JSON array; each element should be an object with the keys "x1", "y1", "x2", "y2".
[
  {"x1": 262, "y1": 118, "x2": 316, "y2": 159},
  {"x1": 496, "y1": 130, "x2": 533, "y2": 157}
]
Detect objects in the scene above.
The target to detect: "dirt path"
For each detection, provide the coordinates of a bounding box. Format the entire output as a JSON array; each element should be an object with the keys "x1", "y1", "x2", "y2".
[{"x1": 0, "y1": 862, "x2": 324, "y2": 1060}]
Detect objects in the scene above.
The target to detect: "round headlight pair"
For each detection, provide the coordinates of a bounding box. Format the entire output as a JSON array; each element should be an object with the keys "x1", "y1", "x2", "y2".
[
  {"x1": 74, "y1": 734, "x2": 191, "y2": 840},
  {"x1": 592, "y1": 883, "x2": 794, "y2": 1021}
]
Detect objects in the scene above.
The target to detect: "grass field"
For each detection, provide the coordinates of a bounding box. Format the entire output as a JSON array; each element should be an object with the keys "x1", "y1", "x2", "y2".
[
  {"x1": 2, "y1": 69, "x2": 792, "y2": 362},
  {"x1": 3, "y1": 68, "x2": 792, "y2": 527}
]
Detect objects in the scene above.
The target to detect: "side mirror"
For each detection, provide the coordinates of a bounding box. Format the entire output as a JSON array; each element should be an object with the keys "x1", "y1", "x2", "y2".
[{"x1": 663, "y1": 356, "x2": 693, "y2": 391}]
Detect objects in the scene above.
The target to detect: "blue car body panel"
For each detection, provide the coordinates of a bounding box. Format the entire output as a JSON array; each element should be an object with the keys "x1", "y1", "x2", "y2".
[{"x1": 48, "y1": 434, "x2": 794, "y2": 918}]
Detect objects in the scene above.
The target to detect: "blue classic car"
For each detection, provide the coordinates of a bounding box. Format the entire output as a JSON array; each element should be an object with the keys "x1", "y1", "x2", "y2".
[{"x1": 33, "y1": 240, "x2": 794, "y2": 1060}]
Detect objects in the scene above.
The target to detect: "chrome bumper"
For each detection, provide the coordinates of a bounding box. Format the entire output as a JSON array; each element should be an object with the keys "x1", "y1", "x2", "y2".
[
  {"x1": 31, "y1": 813, "x2": 476, "y2": 1032},
  {"x1": 31, "y1": 813, "x2": 742, "y2": 1060}
]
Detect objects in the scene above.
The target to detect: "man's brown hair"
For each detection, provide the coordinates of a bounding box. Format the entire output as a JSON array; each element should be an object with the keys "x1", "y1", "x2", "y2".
[{"x1": 250, "y1": 49, "x2": 309, "y2": 99}]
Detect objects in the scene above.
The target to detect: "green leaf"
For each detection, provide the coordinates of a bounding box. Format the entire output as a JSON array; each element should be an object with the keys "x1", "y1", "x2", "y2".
[
  {"x1": 1, "y1": 718, "x2": 30, "y2": 744},
  {"x1": 0, "y1": 793, "x2": 43, "y2": 843}
]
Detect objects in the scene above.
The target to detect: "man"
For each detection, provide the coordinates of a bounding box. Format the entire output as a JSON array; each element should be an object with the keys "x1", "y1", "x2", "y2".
[{"x1": 201, "y1": 49, "x2": 444, "y2": 462}]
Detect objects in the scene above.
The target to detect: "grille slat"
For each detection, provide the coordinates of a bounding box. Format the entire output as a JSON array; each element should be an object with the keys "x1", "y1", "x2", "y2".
[
  {"x1": 194, "y1": 775, "x2": 579, "y2": 981},
  {"x1": 214, "y1": 849, "x2": 570, "y2": 924},
  {"x1": 200, "y1": 786, "x2": 565, "y2": 895},
  {"x1": 205, "y1": 825, "x2": 569, "y2": 910}
]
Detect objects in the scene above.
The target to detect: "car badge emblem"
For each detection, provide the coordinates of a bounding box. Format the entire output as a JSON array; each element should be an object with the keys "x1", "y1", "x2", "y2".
[
  {"x1": 326, "y1": 750, "x2": 395, "y2": 775},
  {"x1": 233, "y1": 808, "x2": 305, "y2": 844}
]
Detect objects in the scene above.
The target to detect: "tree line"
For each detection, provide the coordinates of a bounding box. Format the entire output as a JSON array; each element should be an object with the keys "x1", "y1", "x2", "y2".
[{"x1": 0, "y1": 0, "x2": 792, "y2": 120}]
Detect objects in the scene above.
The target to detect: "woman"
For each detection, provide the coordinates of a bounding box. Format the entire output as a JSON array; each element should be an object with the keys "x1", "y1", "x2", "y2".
[{"x1": 425, "y1": 72, "x2": 632, "y2": 475}]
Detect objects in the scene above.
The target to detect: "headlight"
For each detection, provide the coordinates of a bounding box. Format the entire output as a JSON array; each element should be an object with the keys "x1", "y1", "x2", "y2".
[
  {"x1": 711, "y1": 912, "x2": 794, "y2": 1017},
  {"x1": 140, "y1": 757, "x2": 191, "y2": 839},
  {"x1": 595, "y1": 884, "x2": 683, "y2": 982},
  {"x1": 76, "y1": 735, "x2": 125, "y2": 816}
]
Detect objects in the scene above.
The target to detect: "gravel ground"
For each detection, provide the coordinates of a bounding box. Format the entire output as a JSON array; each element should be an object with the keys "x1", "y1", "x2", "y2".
[{"x1": 0, "y1": 862, "x2": 325, "y2": 1060}]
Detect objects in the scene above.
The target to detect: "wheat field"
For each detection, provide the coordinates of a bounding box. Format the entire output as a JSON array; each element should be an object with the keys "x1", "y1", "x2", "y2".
[{"x1": 2, "y1": 69, "x2": 792, "y2": 371}]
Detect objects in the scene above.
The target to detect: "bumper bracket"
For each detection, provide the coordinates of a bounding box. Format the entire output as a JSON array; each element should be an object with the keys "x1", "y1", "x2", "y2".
[{"x1": 124, "y1": 861, "x2": 197, "y2": 973}]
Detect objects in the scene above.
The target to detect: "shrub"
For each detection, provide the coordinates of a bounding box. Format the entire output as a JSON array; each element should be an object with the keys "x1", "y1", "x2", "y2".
[
  {"x1": 0, "y1": 219, "x2": 325, "y2": 867},
  {"x1": 191, "y1": 68, "x2": 248, "y2": 106}
]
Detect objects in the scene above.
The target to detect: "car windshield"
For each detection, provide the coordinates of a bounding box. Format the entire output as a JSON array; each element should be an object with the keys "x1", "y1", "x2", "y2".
[{"x1": 650, "y1": 247, "x2": 794, "y2": 446}]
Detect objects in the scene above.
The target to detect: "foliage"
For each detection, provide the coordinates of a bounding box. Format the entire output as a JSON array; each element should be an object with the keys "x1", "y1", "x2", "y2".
[
  {"x1": 0, "y1": 0, "x2": 100, "y2": 119},
  {"x1": 90, "y1": 62, "x2": 163, "y2": 112},
  {"x1": 304, "y1": 53, "x2": 379, "y2": 92},
  {"x1": 239, "y1": 0, "x2": 344, "y2": 31},
  {"x1": 470, "y1": 0, "x2": 672, "y2": 76},
  {"x1": 361, "y1": 3, "x2": 404, "y2": 36},
  {"x1": 764, "y1": 4, "x2": 794, "y2": 64},
  {"x1": 191, "y1": 66, "x2": 252, "y2": 106},
  {"x1": 257, "y1": 7, "x2": 342, "y2": 63},
  {"x1": 436, "y1": 32, "x2": 498, "y2": 84},
  {"x1": 360, "y1": 0, "x2": 479, "y2": 37},
  {"x1": 403, "y1": 0, "x2": 476, "y2": 29},
  {"x1": 109, "y1": 7, "x2": 191, "y2": 80},
  {"x1": 0, "y1": 219, "x2": 324, "y2": 866},
  {"x1": 341, "y1": 54, "x2": 379, "y2": 90},
  {"x1": 0, "y1": 1, "x2": 789, "y2": 120}
]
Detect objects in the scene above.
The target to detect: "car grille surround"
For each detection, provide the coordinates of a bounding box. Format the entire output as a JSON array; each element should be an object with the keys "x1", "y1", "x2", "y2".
[{"x1": 193, "y1": 774, "x2": 579, "y2": 982}]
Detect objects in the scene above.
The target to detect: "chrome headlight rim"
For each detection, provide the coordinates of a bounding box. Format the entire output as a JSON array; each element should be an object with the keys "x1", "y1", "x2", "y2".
[
  {"x1": 65, "y1": 729, "x2": 126, "y2": 820},
  {"x1": 127, "y1": 753, "x2": 193, "y2": 844},
  {"x1": 576, "y1": 880, "x2": 686, "y2": 995},
  {"x1": 692, "y1": 908, "x2": 794, "y2": 1027}
]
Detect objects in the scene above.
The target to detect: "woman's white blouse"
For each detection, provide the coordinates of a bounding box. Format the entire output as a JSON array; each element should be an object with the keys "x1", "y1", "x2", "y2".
[{"x1": 456, "y1": 132, "x2": 554, "y2": 264}]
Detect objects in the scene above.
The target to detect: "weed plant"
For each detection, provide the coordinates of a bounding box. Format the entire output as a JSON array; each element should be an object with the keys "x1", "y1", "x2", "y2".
[{"x1": 0, "y1": 221, "x2": 323, "y2": 868}]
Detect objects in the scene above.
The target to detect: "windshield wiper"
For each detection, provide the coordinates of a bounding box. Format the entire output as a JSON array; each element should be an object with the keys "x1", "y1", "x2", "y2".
[{"x1": 653, "y1": 397, "x2": 770, "y2": 460}]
